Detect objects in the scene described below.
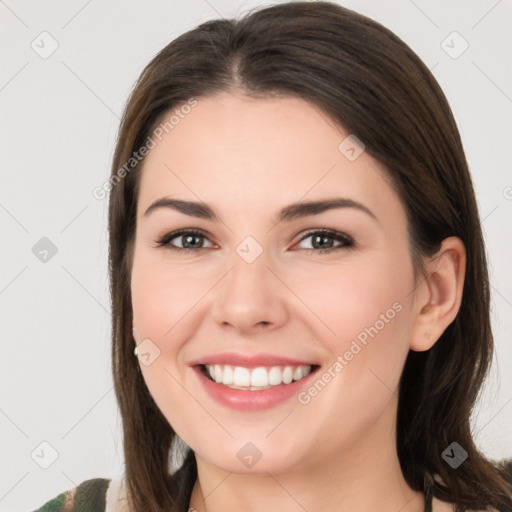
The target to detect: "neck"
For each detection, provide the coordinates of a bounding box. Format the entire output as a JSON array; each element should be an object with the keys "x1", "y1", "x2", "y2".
[{"x1": 188, "y1": 406, "x2": 425, "y2": 512}]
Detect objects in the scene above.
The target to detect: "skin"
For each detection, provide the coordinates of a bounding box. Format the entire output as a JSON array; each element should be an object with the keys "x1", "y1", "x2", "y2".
[{"x1": 130, "y1": 92, "x2": 466, "y2": 512}]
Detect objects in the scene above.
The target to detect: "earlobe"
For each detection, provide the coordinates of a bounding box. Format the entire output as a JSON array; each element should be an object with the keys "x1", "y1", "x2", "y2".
[{"x1": 409, "y1": 236, "x2": 466, "y2": 352}]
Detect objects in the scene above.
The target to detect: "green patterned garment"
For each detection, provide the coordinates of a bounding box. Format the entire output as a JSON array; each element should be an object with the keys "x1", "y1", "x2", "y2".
[{"x1": 31, "y1": 478, "x2": 111, "y2": 512}]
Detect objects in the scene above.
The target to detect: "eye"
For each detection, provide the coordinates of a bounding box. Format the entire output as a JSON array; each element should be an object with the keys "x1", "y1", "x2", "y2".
[
  {"x1": 155, "y1": 228, "x2": 354, "y2": 254},
  {"x1": 294, "y1": 229, "x2": 354, "y2": 254},
  {"x1": 155, "y1": 229, "x2": 214, "y2": 251}
]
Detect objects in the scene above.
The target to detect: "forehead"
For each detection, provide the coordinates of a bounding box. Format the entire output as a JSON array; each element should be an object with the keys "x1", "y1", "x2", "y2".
[
  {"x1": 137, "y1": 92, "x2": 402, "y2": 222},
  {"x1": 144, "y1": 93, "x2": 344, "y2": 176}
]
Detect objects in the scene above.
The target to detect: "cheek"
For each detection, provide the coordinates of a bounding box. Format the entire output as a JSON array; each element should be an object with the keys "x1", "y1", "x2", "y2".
[
  {"x1": 130, "y1": 253, "x2": 218, "y2": 416},
  {"x1": 288, "y1": 252, "x2": 412, "y2": 350},
  {"x1": 288, "y1": 253, "x2": 413, "y2": 408},
  {"x1": 130, "y1": 257, "x2": 203, "y2": 434},
  {"x1": 131, "y1": 256, "x2": 209, "y2": 342}
]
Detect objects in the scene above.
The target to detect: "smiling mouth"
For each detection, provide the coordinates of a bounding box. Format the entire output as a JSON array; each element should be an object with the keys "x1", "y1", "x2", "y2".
[{"x1": 199, "y1": 363, "x2": 320, "y2": 391}]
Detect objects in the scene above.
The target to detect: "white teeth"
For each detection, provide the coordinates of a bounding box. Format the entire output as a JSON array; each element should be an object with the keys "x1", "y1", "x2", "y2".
[
  {"x1": 293, "y1": 366, "x2": 303, "y2": 381},
  {"x1": 268, "y1": 366, "x2": 282, "y2": 385},
  {"x1": 222, "y1": 365, "x2": 234, "y2": 385},
  {"x1": 233, "y1": 367, "x2": 251, "y2": 386},
  {"x1": 282, "y1": 366, "x2": 293, "y2": 384},
  {"x1": 251, "y1": 367, "x2": 268, "y2": 387},
  {"x1": 204, "y1": 364, "x2": 313, "y2": 390},
  {"x1": 214, "y1": 365, "x2": 222, "y2": 384}
]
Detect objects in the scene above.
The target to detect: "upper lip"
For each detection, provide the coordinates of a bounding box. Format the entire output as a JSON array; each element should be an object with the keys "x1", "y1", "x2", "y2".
[{"x1": 189, "y1": 353, "x2": 319, "y2": 368}]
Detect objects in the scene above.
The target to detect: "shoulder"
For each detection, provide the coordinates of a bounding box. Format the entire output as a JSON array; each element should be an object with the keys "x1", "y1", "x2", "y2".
[{"x1": 31, "y1": 478, "x2": 110, "y2": 512}]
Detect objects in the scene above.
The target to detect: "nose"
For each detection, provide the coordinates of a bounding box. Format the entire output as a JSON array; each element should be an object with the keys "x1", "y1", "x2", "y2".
[{"x1": 211, "y1": 251, "x2": 289, "y2": 336}]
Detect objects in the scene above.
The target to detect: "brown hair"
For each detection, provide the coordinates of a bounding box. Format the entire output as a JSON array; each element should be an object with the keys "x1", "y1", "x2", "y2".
[{"x1": 107, "y1": 2, "x2": 512, "y2": 511}]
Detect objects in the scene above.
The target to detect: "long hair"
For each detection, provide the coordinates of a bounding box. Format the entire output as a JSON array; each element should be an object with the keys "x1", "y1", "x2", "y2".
[{"x1": 107, "y1": 2, "x2": 512, "y2": 511}]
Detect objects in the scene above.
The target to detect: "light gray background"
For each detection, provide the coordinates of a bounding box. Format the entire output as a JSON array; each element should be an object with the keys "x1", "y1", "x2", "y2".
[{"x1": 1, "y1": 1, "x2": 511, "y2": 510}]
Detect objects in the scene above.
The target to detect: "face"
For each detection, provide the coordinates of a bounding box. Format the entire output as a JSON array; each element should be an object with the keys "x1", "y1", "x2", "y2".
[{"x1": 130, "y1": 92, "x2": 418, "y2": 475}]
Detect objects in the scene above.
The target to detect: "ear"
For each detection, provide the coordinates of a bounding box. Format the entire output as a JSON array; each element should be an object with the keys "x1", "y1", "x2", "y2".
[{"x1": 409, "y1": 236, "x2": 466, "y2": 352}]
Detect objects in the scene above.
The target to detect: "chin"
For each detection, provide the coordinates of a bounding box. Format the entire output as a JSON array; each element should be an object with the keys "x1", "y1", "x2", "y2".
[{"x1": 192, "y1": 436, "x2": 310, "y2": 476}]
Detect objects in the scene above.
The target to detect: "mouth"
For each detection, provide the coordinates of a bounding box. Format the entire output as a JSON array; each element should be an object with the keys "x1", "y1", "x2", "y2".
[{"x1": 198, "y1": 363, "x2": 321, "y2": 391}]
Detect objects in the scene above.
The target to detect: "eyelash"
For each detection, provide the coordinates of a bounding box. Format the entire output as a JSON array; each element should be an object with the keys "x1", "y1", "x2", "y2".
[{"x1": 155, "y1": 228, "x2": 355, "y2": 254}]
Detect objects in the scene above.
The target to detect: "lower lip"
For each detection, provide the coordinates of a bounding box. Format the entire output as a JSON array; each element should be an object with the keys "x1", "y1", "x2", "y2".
[{"x1": 193, "y1": 365, "x2": 319, "y2": 411}]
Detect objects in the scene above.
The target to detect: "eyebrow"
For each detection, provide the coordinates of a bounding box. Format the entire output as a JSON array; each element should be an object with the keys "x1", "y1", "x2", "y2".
[{"x1": 143, "y1": 197, "x2": 377, "y2": 223}]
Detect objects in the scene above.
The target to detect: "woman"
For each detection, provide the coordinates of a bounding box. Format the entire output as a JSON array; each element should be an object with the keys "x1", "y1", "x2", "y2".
[{"x1": 32, "y1": 1, "x2": 512, "y2": 511}]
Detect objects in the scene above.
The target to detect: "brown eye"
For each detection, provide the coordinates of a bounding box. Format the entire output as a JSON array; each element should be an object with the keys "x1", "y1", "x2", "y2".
[
  {"x1": 295, "y1": 229, "x2": 354, "y2": 254},
  {"x1": 156, "y1": 229, "x2": 214, "y2": 251}
]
